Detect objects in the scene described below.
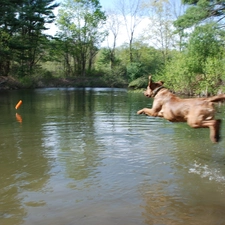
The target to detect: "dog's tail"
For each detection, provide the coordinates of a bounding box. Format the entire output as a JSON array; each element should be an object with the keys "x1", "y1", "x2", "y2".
[{"x1": 207, "y1": 94, "x2": 225, "y2": 102}]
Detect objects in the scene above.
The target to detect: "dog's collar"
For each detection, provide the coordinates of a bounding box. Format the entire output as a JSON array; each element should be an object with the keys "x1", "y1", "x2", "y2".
[{"x1": 152, "y1": 86, "x2": 165, "y2": 97}]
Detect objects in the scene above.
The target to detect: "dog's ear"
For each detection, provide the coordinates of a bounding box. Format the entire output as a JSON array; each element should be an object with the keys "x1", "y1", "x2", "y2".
[
  {"x1": 148, "y1": 75, "x2": 152, "y2": 86},
  {"x1": 159, "y1": 80, "x2": 164, "y2": 85}
]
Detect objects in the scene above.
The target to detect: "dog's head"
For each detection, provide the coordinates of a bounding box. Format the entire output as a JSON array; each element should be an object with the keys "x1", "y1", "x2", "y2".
[{"x1": 144, "y1": 75, "x2": 164, "y2": 98}]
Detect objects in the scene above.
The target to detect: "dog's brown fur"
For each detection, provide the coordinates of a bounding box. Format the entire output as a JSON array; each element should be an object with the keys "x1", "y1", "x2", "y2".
[{"x1": 137, "y1": 76, "x2": 225, "y2": 143}]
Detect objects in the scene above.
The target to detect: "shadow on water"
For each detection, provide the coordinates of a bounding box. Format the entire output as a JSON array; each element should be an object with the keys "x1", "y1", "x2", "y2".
[{"x1": 0, "y1": 88, "x2": 225, "y2": 225}]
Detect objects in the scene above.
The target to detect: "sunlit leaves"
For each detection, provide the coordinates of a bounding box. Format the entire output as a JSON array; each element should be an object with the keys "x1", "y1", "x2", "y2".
[
  {"x1": 175, "y1": 0, "x2": 225, "y2": 29},
  {"x1": 56, "y1": 0, "x2": 107, "y2": 76}
]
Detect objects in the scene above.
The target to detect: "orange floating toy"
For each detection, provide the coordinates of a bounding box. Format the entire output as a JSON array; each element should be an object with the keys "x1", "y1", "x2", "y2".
[{"x1": 15, "y1": 100, "x2": 22, "y2": 109}]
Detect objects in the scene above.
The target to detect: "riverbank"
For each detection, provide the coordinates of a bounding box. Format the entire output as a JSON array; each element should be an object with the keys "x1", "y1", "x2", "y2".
[
  {"x1": 2, "y1": 76, "x2": 222, "y2": 96},
  {"x1": 0, "y1": 76, "x2": 128, "y2": 90}
]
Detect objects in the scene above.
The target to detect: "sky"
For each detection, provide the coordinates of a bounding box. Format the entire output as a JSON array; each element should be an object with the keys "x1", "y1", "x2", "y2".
[{"x1": 99, "y1": 0, "x2": 114, "y2": 10}]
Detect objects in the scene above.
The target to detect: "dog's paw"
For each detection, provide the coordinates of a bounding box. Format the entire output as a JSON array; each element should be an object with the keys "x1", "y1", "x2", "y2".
[{"x1": 137, "y1": 110, "x2": 143, "y2": 115}]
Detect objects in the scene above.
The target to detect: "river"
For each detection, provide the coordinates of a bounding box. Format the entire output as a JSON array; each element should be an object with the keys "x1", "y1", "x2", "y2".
[{"x1": 1, "y1": 88, "x2": 225, "y2": 225}]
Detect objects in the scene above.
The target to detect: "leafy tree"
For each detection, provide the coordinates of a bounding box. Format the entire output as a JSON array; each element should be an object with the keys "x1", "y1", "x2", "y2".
[
  {"x1": 161, "y1": 51, "x2": 196, "y2": 94},
  {"x1": 0, "y1": 0, "x2": 21, "y2": 76},
  {"x1": 15, "y1": 0, "x2": 59, "y2": 76},
  {"x1": 186, "y1": 23, "x2": 222, "y2": 74},
  {"x1": 116, "y1": 0, "x2": 146, "y2": 63},
  {"x1": 144, "y1": 0, "x2": 176, "y2": 63},
  {"x1": 170, "y1": 0, "x2": 225, "y2": 94},
  {"x1": 56, "y1": 0, "x2": 107, "y2": 76},
  {"x1": 161, "y1": 23, "x2": 225, "y2": 95},
  {"x1": 0, "y1": 30, "x2": 11, "y2": 76},
  {"x1": 95, "y1": 48, "x2": 121, "y2": 70},
  {"x1": 0, "y1": 0, "x2": 59, "y2": 76},
  {"x1": 186, "y1": 23, "x2": 225, "y2": 95},
  {"x1": 126, "y1": 41, "x2": 164, "y2": 81},
  {"x1": 175, "y1": 0, "x2": 225, "y2": 29},
  {"x1": 104, "y1": 9, "x2": 121, "y2": 69}
]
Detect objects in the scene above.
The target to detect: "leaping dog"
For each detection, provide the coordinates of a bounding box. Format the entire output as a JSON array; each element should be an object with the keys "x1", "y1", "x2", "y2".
[{"x1": 137, "y1": 76, "x2": 225, "y2": 143}]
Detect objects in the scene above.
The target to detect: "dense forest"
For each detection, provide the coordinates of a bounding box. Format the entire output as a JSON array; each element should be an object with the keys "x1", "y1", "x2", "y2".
[{"x1": 1, "y1": 0, "x2": 225, "y2": 95}]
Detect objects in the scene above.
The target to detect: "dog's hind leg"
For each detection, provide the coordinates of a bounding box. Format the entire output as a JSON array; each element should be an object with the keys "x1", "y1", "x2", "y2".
[
  {"x1": 188, "y1": 119, "x2": 222, "y2": 143},
  {"x1": 200, "y1": 119, "x2": 222, "y2": 143},
  {"x1": 211, "y1": 119, "x2": 222, "y2": 143}
]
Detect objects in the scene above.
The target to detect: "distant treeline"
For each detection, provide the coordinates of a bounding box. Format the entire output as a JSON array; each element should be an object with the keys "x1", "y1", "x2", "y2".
[{"x1": 1, "y1": 0, "x2": 225, "y2": 94}]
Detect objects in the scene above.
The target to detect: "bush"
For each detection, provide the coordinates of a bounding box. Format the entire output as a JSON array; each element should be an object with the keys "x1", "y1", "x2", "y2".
[
  {"x1": 100, "y1": 66, "x2": 128, "y2": 87},
  {"x1": 128, "y1": 76, "x2": 148, "y2": 89},
  {"x1": 126, "y1": 62, "x2": 148, "y2": 82}
]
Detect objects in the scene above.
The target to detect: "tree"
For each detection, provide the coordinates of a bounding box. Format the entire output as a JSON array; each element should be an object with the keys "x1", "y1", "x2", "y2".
[
  {"x1": 56, "y1": 0, "x2": 107, "y2": 76},
  {"x1": 144, "y1": 0, "x2": 175, "y2": 63},
  {"x1": 161, "y1": 22, "x2": 225, "y2": 95},
  {"x1": 175, "y1": 0, "x2": 225, "y2": 29},
  {"x1": 0, "y1": 0, "x2": 59, "y2": 76},
  {"x1": 0, "y1": 30, "x2": 11, "y2": 76},
  {"x1": 0, "y1": 0, "x2": 21, "y2": 76},
  {"x1": 15, "y1": 0, "x2": 59, "y2": 76},
  {"x1": 104, "y1": 9, "x2": 121, "y2": 68},
  {"x1": 116, "y1": 0, "x2": 146, "y2": 63},
  {"x1": 187, "y1": 24, "x2": 222, "y2": 73},
  {"x1": 170, "y1": 0, "x2": 187, "y2": 51},
  {"x1": 186, "y1": 23, "x2": 225, "y2": 95}
]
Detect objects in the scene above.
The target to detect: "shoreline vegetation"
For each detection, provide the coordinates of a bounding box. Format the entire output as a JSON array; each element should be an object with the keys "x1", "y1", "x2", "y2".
[
  {"x1": 0, "y1": 75, "x2": 129, "y2": 90},
  {"x1": 1, "y1": 75, "x2": 225, "y2": 97},
  {"x1": 2, "y1": 1, "x2": 225, "y2": 97}
]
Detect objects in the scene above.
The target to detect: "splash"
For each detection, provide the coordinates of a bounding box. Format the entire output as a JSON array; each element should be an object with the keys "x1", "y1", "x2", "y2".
[{"x1": 189, "y1": 161, "x2": 225, "y2": 182}]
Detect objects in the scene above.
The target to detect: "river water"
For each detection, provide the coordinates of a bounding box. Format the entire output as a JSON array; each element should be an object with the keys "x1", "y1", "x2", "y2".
[{"x1": 1, "y1": 88, "x2": 225, "y2": 225}]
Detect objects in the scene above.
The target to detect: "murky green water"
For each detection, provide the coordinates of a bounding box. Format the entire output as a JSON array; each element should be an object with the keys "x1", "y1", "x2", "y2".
[{"x1": 1, "y1": 88, "x2": 225, "y2": 225}]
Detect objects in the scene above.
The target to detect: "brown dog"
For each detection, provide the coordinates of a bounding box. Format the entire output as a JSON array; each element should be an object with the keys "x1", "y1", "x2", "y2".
[{"x1": 137, "y1": 76, "x2": 225, "y2": 143}]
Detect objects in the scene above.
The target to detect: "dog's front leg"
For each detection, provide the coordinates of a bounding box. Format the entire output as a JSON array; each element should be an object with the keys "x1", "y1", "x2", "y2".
[{"x1": 137, "y1": 108, "x2": 159, "y2": 117}]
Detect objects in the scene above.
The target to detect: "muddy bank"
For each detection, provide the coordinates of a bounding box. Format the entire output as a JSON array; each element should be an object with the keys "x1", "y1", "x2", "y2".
[{"x1": 0, "y1": 76, "x2": 22, "y2": 90}]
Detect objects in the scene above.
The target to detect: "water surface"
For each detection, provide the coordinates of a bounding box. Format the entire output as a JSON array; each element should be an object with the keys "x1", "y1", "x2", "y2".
[{"x1": 1, "y1": 88, "x2": 225, "y2": 225}]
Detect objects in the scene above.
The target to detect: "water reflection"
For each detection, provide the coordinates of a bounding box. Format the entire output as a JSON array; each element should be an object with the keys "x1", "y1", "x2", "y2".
[
  {"x1": 15, "y1": 113, "x2": 22, "y2": 123},
  {"x1": 0, "y1": 114, "x2": 51, "y2": 224},
  {"x1": 41, "y1": 89, "x2": 104, "y2": 182}
]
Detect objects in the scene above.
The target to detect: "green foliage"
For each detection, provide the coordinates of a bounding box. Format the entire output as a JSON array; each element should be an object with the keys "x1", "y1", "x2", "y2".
[
  {"x1": 19, "y1": 76, "x2": 34, "y2": 88},
  {"x1": 95, "y1": 41, "x2": 165, "y2": 88},
  {"x1": 187, "y1": 24, "x2": 223, "y2": 73},
  {"x1": 176, "y1": 0, "x2": 225, "y2": 29},
  {"x1": 56, "y1": 0, "x2": 107, "y2": 76},
  {"x1": 126, "y1": 62, "x2": 147, "y2": 81},
  {"x1": 116, "y1": 42, "x2": 165, "y2": 83},
  {"x1": 95, "y1": 48, "x2": 121, "y2": 69},
  {"x1": 200, "y1": 57, "x2": 225, "y2": 95},
  {"x1": 160, "y1": 52, "x2": 196, "y2": 94},
  {"x1": 0, "y1": 30, "x2": 11, "y2": 76},
  {"x1": 0, "y1": 31, "x2": 10, "y2": 52},
  {"x1": 101, "y1": 67, "x2": 128, "y2": 87},
  {"x1": 0, "y1": 0, "x2": 59, "y2": 77},
  {"x1": 128, "y1": 76, "x2": 148, "y2": 89},
  {"x1": 1, "y1": 0, "x2": 225, "y2": 94},
  {"x1": 161, "y1": 53, "x2": 224, "y2": 95},
  {"x1": 174, "y1": 2, "x2": 207, "y2": 29},
  {"x1": 159, "y1": 23, "x2": 225, "y2": 95}
]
